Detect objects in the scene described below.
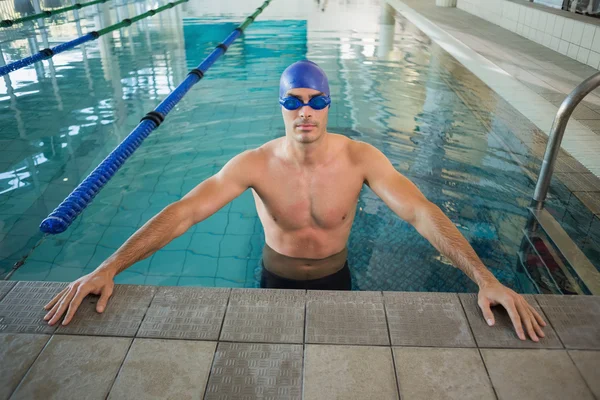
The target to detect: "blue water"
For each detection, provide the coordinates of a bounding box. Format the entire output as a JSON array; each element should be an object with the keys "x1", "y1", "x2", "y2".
[{"x1": 1, "y1": 0, "x2": 598, "y2": 292}]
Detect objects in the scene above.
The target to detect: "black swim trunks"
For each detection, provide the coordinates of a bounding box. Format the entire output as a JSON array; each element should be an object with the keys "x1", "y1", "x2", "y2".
[{"x1": 260, "y1": 260, "x2": 352, "y2": 290}]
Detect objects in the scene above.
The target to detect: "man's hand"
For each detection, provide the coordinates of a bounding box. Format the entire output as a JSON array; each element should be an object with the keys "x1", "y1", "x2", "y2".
[
  {"x1": 43, "y1": 269, "x2": 115, "y2": 326},
  {"x1": 478, "y1": 282, "x2": 547, "y2": 341}
]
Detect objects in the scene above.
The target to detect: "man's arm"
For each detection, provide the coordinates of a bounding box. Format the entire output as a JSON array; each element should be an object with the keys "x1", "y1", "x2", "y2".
[
  {"x1": 358, "y1": 142, "x2": 546, "y2": 341},
  {"x1": 43, "y1": 149, "x2": 260, "y2": 325},
  {"x1": 97, "y1": 148, "x2": 258, "y2": 278}
]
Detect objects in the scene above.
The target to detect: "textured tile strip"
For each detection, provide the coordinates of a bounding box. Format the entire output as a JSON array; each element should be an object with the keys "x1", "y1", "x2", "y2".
[
  {"x1": 204, "y1": 342, "x2": 303, "y2": 400},
  {"x1": 0, "y1": 281, "x2": 16, "y2": 302},
  {"x1": 137, "y1": 287, "x2": 229, "y2": 340},
  {"x1": 10, "y1": 335, "x2": 132, "y2": 400},
  {"x1": 383, "y1": 292, "x2": 475, "y2": 347},
  {"x1": 0, "y1": 333, "x2": 50, "y2": 400},
  {"x1": 481, "y1": 349, "x2": 595, "y2": 400},
  {"x1": 536, "y1": 295, "x2": 600, "y2": 349},
  {"x1": 304, "y1": 344, "x2": 398, "y2": 400},
  {"x1": 393, "y1": 347, "x2": 495, "y2": 400},
  {"x1": 0, "y1": 281, "x2": 67, "y2": 334},
  {"x1": 107, "y1": 338, "x2": 217, "y2": 400},
  {"x1": 568, "y1": 350, "x2": 600, "y2": 399},
  {"x1": 459, "y1": 293, "x2": 563, "y2": 348},
  {"x1": 305, "y1": 290, "x2": 389, "y2": 345},
  {"x1": 220, "y1": 289, "x2": 305, "y2": 344},
  {"x1": 573, "y1": 192, "x2": 600, "y2": 216},
  {"x1": 56, "y1": 285, "x2": 156, "y2": 337},
  {"x1": 555, "y1": 173, "x2": 600, "y2": 193}
]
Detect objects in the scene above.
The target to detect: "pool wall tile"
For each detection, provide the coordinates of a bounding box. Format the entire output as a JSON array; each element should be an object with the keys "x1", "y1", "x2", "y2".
[{"x1": 181, "y1": 253, "x2": 218, "y2": 276}]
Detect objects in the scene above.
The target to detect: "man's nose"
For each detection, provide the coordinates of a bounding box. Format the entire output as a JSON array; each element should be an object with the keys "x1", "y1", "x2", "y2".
[{"x1": 299, "y1": 104, "x2": 312, "y2": 118}]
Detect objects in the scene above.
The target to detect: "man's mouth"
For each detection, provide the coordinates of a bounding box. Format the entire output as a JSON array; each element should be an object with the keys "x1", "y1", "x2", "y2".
[{"x1": 295, "y1": 123, "x2": 316, "y2": 129}]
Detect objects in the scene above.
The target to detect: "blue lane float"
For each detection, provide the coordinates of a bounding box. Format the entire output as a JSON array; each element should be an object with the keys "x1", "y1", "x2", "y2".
[{"x1": 40, "y1": 0, "x2": 272, "y2": 234}]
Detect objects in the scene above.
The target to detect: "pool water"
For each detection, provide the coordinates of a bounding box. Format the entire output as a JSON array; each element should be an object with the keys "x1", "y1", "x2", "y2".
[{"x1": 1, "y1": 0, "x2": 598, "y2": 292}]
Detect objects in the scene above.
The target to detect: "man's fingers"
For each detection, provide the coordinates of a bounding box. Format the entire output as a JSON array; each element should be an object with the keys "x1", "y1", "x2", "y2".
[
  {"x1": 48, "y1": 287, "x2": 76, "y2": 326},
  {"x1": 44, "y1": 287, "x2": 68, "y2": 310},
  {"x1": 478, "y1": 297, "x2": 495, "y2": 326},
  {"x1": 516, "y1": 301, "x2": 538, "y2": 342},
  {"x1": 528, "y1": 305, "x2": 545, "y2": 337},
  {"x1": 44, "y1": 293, "x2": 66, "y2": 321},
  {"x1": 530, "y1": 310, "x2": 545, "y2": 338},
  {"x1": 503, "y1": 298, "x2": 525, "y2": 340},
  {"x1": 96, "y1": 285, "x2": 113, "y2": 313},
  {"x1": 529, "y1": 305, "x2": 547, "y2": 327},
  {"x1": 62, "y1": 287, "x2": 89, "y2": 326}
]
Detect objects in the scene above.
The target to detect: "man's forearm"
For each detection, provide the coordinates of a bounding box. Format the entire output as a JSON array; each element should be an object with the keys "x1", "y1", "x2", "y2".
[
  {"x1": 413, "y1": 202, "x2": 499, "y2": 288},
  {"x1": 97, "y1": 203, "x2": 189, "y2": 278}
]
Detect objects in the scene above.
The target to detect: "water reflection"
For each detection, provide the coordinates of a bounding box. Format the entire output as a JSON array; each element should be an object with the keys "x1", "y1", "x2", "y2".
[{"x1": 0, "y1": 0, "x2": 597, "y2": 292}]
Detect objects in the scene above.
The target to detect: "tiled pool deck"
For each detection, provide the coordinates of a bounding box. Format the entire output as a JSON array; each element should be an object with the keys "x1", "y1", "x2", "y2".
[{"x1": 0, "y1": 281, "x2": 599, "y2": 399}]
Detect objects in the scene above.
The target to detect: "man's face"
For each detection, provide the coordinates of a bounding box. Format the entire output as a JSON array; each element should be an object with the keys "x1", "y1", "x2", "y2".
[{"x1": 281, "y1": 88, "x2": 329, "y2": 143}]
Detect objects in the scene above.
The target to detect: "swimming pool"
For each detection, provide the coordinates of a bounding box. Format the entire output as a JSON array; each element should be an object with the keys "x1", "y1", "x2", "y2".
[{"x1": 1, "y1": 0, "x2": 598, "y2": 292}]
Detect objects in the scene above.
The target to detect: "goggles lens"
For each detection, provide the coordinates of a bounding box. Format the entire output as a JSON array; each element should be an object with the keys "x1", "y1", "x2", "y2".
[{"x1": 280, "y1": 95, "x2": 330, "y2": 110}]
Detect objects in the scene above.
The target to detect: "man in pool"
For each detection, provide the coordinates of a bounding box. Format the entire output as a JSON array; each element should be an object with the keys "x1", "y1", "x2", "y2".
[{"x1": 44, "y1": 60, "x2": 546, "y2": 341}]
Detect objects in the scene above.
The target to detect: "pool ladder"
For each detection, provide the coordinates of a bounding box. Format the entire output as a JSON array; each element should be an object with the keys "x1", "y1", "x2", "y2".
[{"x1": 525, "y1": 71, "x2": 600, "y2": 295}]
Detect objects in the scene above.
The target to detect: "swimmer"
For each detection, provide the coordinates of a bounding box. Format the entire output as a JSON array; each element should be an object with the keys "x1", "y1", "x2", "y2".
[{"x1": 44, "y1": 60, "x2": 546, "y2": 342}]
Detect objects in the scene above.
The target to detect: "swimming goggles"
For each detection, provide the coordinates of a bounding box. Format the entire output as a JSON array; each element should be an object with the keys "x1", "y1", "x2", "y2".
[{"x1": 279, "y1": 95, "x2": 331, "y2": 110}]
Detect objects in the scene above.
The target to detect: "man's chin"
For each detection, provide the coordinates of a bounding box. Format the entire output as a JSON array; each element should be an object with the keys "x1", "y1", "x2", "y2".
[{"x1": 294, "y1": 131, "x2": 320, "y2": 143}]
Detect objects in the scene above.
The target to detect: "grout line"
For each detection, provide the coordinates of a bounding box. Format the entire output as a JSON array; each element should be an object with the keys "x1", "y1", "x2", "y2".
[
  {"x1": 103, "y1": 336, "x2": 136, "y2": 400},
  {"x1": 199, "y1": 291, "x2": 231, "y2": 398},
  {"x1": 476, "y1": 348, "x2": 500, "y2": 400},
  {"x1": 200, "y1": 342, "x2": 221, "y2": 400},
  {"x1": 531, "y1": 296, "x2": 568, "y2": 349},
  {"x1": 104, "y1": 286, "x2": 158, "y2": 399},
  {"x1": 301, "y1": 342, "x2": 306, "y2": 400},
  {"x1": 5, "y1": 333, "x2": 53, "y2": 399},
  {"x1": 382, "y1": 299, "x2": 403, "y2": 400},
  {"x1": 458, "y1": 294, "x2": 484, "y2": 349},
  {"x1": 457, "y1": 294, "x2": 500, "y2": 400},
  {"x1": 565, "y1": 349, "x2": 597, "y2": 397},
  {"x1": 215, "y1": 288, "x2": 232, "y2": 342}
]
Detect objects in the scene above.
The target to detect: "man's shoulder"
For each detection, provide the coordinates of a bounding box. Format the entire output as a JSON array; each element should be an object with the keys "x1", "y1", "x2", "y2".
[
  {"x1": 337, "y1": 136, "x2": 375, "y2": 165},
  {"x1": 235, "y1": 139, "x2": 279, "y2": 168}
]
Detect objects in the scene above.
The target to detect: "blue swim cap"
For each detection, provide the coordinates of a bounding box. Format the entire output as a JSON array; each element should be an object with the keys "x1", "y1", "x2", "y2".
[{"x1": 279, "y1": 60, "x2": 330, "y2": 99}]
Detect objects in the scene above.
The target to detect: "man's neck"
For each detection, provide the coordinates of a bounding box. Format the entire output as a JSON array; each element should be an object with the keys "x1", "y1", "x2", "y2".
[{"x1": 283, "y1": 131, "x2": 330, "y2": 168}]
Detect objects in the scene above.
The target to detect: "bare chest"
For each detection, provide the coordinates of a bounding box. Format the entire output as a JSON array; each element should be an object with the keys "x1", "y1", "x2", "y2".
[{"x1": 252, "y1": 162, "x2": 363, "y2": 230}]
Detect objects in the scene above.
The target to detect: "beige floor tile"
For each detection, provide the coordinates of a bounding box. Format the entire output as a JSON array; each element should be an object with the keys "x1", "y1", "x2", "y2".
[
  {"x1": 108, "y1": 339, "x2": 216, "y2": 400},
  {"x1": 0, "y1": 334, "x2": 50, "y2": 400},
  {"x1": 10, "y1": 335, "x2": 131, "y2": 400},
  {"x1": 393, "y1": 347, "x2": 495, "y2": 400},
  {"x1": 481, "y1": 349, "x2": 594, "y2": 400},
  {"x1": 568, "y1": 350, "x2": 600, "y2": 398},
  {"x1": 303, "y1": 345, "x2": 398, "y2": 400}
]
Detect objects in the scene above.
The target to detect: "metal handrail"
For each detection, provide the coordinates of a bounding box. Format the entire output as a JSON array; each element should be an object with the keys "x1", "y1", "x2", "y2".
[{"x1": 532, "y1": 71, "x2": 600, "y2": 210}]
